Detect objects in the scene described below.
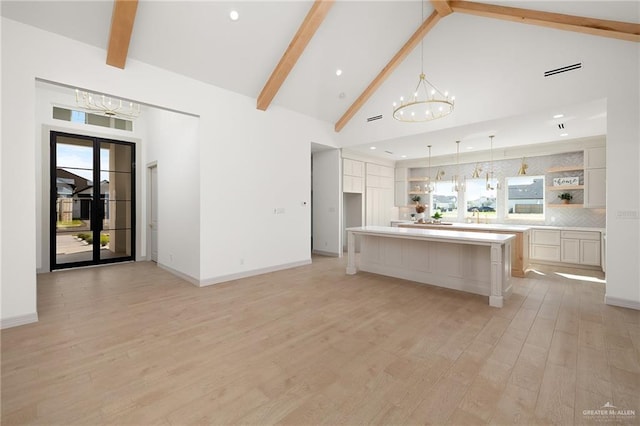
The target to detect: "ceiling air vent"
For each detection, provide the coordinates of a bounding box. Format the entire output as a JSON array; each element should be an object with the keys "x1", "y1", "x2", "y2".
[
  {"x1": 558, "y1": 123, "x2": 565, "y2": 129},
  {"x1": 384, "y1": 150, "x2": 394, "y2": 155},
  {"x1": 544, "y1": 62, "x2": 582, "y2": 77},
  {"x1": 366, "y1": 114, "x2": 383, "y2": 122}
]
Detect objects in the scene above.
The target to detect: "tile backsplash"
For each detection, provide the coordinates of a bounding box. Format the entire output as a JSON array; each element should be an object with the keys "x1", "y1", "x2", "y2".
[{"x1": 402, "y1": 150, "x2": 606, "y2": 229}]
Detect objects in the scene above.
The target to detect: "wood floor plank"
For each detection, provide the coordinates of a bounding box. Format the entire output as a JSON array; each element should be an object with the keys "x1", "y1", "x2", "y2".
[{"x1": 1, "y1": 257, "x2": 636, "y2": 425}]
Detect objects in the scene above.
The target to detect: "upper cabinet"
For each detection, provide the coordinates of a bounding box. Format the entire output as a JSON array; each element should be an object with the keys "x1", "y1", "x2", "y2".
[
  {"x1": 584, "y1": 146, "x2": 606, "y2": 169},
  {"x1": 584, "y1": 147, "x2": 606, "y2": 209},
  {"x1": 343, "y1": 158, "x2": 364, "y2": 193}
]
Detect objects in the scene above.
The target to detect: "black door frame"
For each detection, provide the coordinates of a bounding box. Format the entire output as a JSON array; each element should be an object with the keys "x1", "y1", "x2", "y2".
[{"x1": 50, "y1": 131, "x2": 136, "y2": 270}]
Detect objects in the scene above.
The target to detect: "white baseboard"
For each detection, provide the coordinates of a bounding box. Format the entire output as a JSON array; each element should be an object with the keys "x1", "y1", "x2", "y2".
[
  {"x1": 157, "y1": 263, "x2": 200, "y2": 286},
  {"x1": 198, "y1": 259, "x2": 312, "y2": 287},
  {"x1": 1, "y1": 312, "x2": 39, "y2": 329},
  {"x1": 312, "y1": 250, "x2": 340, "y2": 257},
  {"x1": 605, "y1": 295, "x2": 640, "y2": 310}
]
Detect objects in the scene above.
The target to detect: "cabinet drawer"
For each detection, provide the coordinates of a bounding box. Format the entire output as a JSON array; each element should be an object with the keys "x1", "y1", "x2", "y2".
[
  {"x1": 532, "y1": 229, "x2": 561, "y2": 246},
  {"x1": 561, "y1": 231, "x2": 600, "y2": 241},
  {"x1": 531, "y1": 245, "x2": 561, "y2": 262}
]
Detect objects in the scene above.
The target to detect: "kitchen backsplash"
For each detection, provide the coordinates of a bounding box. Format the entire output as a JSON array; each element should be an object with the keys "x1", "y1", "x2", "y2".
[{"x1": 402, "y1": 150, "x2": 606, "y2": 229}]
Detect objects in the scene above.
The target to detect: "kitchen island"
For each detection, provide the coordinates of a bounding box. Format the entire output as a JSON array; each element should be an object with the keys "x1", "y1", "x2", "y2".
[
  {"x1": 399, "y1": 222, "x2": 530, "y2": 278},
  {"x1": 346, "y1": 226, "x2": 515, "y2": 308}
]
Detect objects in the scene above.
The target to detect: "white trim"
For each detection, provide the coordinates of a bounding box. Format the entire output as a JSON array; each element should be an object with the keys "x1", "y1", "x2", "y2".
[
  {"x1": 605, "y1": 295, "x2": 640, "y2": 310},
  {"x1": 312, "y1": 249, "x2": 339, "y2": 257},
  {"x1": 198, "y1": 259, "x2": 312, "y2": 287},
  {"x1": 157, "y1": 262, "x2": 200, "y2": 286},
  {"x1": 1, "y1": 312, "x2": 39, "y2": 329}
]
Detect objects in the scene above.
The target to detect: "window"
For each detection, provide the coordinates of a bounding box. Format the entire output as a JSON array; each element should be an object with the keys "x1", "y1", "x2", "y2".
[
  {"x1": 506, "y1": 176, "x2": 544, "y2": 220},
  {"x1": 465, "y1": 179, "x2": 497, "y2": 219},
  {"x1": 431, "y1": 181, "x2": 458, "y2": 218},
  {"x1": 53, "y1": 106, "x2": 133, "y2": 131}
]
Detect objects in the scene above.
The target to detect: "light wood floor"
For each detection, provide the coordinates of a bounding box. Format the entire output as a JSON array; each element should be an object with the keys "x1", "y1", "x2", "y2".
[{"x1": 2, "y1": 257, "x2": 639, "y2": 425}]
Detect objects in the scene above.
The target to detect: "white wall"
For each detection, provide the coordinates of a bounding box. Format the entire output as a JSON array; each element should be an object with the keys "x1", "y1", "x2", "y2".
[
  {"x1": 144, "y1": 108, "x2": 200, "y2": 280},
  {"x1": 312, "y1": 149, "x2": 341, "y2": 256},
  {"x1": 0, "y1": 18, "x2": 336, "y2": 325}
]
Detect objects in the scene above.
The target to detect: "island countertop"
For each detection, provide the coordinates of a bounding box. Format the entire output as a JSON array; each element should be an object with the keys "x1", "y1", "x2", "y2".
[
  {"x1": 347, "y1": 226, "x2": 515, "y2": 245},
  {"x1": 399, "y1": 222, "x2": 532, "y2": 232}
]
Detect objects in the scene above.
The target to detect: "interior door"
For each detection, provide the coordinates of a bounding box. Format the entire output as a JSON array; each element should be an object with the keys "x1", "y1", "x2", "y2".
[{"x1": 51, "y1": 131, "x2": 135, "y2": 269}]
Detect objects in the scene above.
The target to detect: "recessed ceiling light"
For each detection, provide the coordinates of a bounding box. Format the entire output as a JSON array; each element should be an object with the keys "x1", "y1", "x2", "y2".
[
  {"x1": 560, "y1": 133, "x2": 569, "y2": 137},
  {"x1": 553, "y1": 114, "x2": 564, "y2": 119},
  {"x1": 338, "y1": 92, "x2": 346, "y2": 99},
  {"x1": 401, "y1": 155, "x2": 407, "y2": 158},
  {"x1": 229, "y1": 10, "x2": 239, "y2": 21},
  {"x1": 336, "y1": 69, "x2": 342, "y2": 76},
  {"x1": 370, "y1": 146, "x2": 376, "y2": 150},
  {"x1": 466, "y1": 146, "x2": 473, "y2": 150}
]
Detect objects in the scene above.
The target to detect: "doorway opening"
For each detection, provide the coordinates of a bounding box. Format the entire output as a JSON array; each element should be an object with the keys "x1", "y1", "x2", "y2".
[{"x1": 50, "y1": 131, "x2": 135, "y2": 269}]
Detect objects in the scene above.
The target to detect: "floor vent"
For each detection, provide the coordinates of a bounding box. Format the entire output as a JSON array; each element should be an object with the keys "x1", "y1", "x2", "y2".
[
  {"x1": 544, "y1": 62, "x2": 582, "y2": 77},
  {"x1": 367, "y1": 114, "x2": 383, "y2": 122}
]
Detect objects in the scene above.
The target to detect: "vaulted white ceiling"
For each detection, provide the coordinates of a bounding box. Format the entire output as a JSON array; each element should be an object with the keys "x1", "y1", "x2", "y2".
[{"x1": 2, "y1": 1, "x2": 638, "y2": 160}]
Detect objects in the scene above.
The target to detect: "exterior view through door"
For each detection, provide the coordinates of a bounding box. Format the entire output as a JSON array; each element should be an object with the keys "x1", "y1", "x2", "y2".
[{"x1": 50, "y1": 131, "x2": 135, "y2": 269}]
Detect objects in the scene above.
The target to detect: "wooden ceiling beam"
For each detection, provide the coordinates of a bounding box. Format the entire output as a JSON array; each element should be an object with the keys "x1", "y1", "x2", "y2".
[
  {"x1": 106, "y1": 0, "x2": 139, "y2": 69},
  {"x1": 257, "y1": 0, "x2": 335, "y2": 111},
  {"x1": 334, "y1": 10, "x2": 442, "y2": 132},
  {"x1": 430, "y1": 0, "x2": 453, "y2": 18},
  {"x1": 450, "y1": 0, "x2": 640, "y2": 43}
]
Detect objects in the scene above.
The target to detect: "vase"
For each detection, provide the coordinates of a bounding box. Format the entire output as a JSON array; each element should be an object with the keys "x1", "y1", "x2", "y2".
[{"x1": 562, "y1": 199, "x2": 570, "y2": 204}]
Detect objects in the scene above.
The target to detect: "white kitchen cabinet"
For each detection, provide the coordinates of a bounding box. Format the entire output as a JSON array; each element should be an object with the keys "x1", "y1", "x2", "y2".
[
  {"x1": 560, "y1": 230, "x2": 601, "y2": 266},
  {"x1": 394, "y1": 168, "x2": 408, "y2": 207},
  {"x1": 580, "y1": 239, "x2": 601, "y2": 266},
  {"x1": 365, "y1": 163, "x2": 394, "y2": 226},
  {"x1": 584, "y1": 147, "x2": 606, "y2": 169},
  {"x1": 343, "y1": 158, "x2": 364, "y2": 177},
  {"x1": 530, "y1": 229, "x2": 561, "y2": 262},
  {"x1": 583, "y1": 147, "x2": 606, "y2": 209},
  {"x1": 343, "y1": 159, "x2": 364, "y2": 193},
  {"x1": 343, "y1": 175, "x2": 364, "y2": 193},
  {"x1": 561, "y1": 239, "x2": 580, "y2": 263},
  {"x1": 584, "y1": 168, "x2": 606, "y2": 208}
]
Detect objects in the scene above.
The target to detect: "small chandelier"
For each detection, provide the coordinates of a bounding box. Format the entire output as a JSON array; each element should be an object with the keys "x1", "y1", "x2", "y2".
[
  {"x1": 392, "y1": 2, "x2": 454, "y2": 122},
  {"x1": 75, "y1": 89, "x2": 141, "y2": 119},
  {"x1": 486, "y1": 135, "x2": 501, "y2": 191},
  {"x1": 452, "y1": 140, "x2": 466, "y2": 192}
]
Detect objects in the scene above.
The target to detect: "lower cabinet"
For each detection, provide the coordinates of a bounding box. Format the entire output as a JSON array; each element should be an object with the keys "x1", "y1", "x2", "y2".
[
  {"x1": 530, "y1": 229, "x2": 561, "y2": 262},
  {"x1": 531, "y1": 228, "x2": 602, "y2": 268}
]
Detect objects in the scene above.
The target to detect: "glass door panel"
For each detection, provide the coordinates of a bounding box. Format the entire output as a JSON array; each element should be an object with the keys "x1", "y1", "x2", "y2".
[
  {"x1": 99, "y1": 141, "x2": 134, "y2": 261},
  {"x1": 51, "y1": 132, "x2": 135, "y2": 269},
  {"x1": 54, "y1": 136, "x2": 95, "y2": 265}
]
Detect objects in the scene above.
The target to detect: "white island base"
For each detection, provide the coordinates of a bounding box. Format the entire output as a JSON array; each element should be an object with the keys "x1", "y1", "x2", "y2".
[{"x1": 346, "y1": 226, "x2": 515, "y2": 308}]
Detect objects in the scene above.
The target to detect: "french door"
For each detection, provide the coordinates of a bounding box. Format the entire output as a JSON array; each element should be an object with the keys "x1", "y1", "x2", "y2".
[{"x1": 50, "y1": 131, "x2": 135, "y2": 269}]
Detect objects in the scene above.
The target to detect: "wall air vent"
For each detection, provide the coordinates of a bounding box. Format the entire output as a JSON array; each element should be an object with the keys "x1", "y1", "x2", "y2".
[
  {"x1": 366, "y1": 114, "x2": 383, "y2": 122},
  {"x1": 558, "y1": 123, "x2": 565, "y2": 129},
  {"x1": 544, "y1": 63, "x2": 582, "y2": 77}
]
